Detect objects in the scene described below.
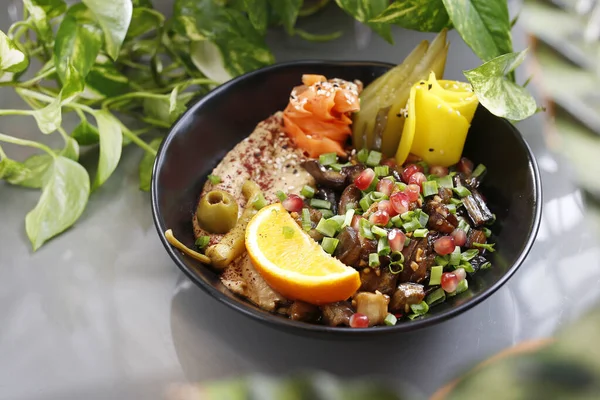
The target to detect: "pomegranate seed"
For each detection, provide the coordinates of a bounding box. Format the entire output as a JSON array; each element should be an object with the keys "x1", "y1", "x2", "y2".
[
  {"x1": 454, "y1": 267, "x2": 467, "y2": 282},
  {"x1": 457, "y1": 157, "x2": 474, "y2": 176},
  {"x1": 381, "y1": 158, "x2": 397, "y2": 168},
  {"x1": 350, "y1": 313, "x2": 369, "y2": 328},
  {"x1": 430, "y1": 165, "x2": 449, "y2": 177},
  {"x1": 369, "y1": 210, "x2": 390, "y2": 226},
  {"x1": 377, "y1": 200, "x2": 396, "y2": 216},
  {"x1": 376, "y1": 179, "x2": 394, "y2": 197},
  {"x1": 451, "y1": 229, "x2": 467, "y2": 247},
  {"x1": 441, "y1": 272, "x2": 459, "y2": 293},
  {"x1": 401, "y1": 164, "x2": 423, "y2": 183},
  {"x1": 409, "y1": 172, "x2": 426, "y2": 187},
  {"x1": 405, "y1": 184, "x2": 421, "y2": 201},
  {"x1": 351, "y1": 215, "x2": 362, "y2": 231},
  {"x1": 388, "y1": 229, "x2": 406, "y2": 252},
  {"x1": 390, "y1": 192, "x2": 410, "y2": 214},
  {"x1": 405, "y1": 154, "x2": 422, "y2": 164},
  {"x1": 434, "y1": 236, "x2": 455, "y2": 255},
  {"x1": 282, "y1": 194, "x2": 304, "y2": 213},
  {"x1": 354, "y1": 168, "x2": 375, "y2": 191}
]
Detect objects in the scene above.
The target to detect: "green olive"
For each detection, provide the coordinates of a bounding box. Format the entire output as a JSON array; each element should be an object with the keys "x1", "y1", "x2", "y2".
[{"x1": 196, "y1": 190, "x2": 239, "y2": 234}]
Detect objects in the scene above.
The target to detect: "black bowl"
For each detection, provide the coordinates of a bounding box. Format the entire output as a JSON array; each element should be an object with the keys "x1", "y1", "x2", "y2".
[{"x1": 151, "y1": 61, "x2": 542, "y2": 336}]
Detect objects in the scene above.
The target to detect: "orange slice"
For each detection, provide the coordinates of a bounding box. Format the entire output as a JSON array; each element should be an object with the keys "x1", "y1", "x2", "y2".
[{"x1": 245, "y1": 203, "x2": 361, "y2": 305}]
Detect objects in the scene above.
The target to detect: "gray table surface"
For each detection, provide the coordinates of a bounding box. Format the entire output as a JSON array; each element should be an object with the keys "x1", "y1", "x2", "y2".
[{"x1": 2, "y1": 3, "x2": 600, "y2": 400}]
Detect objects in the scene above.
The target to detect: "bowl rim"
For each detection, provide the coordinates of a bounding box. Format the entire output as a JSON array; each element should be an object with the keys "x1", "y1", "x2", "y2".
[{"x1": 151, "y1": 60, "x2": 543, "y2": 336}]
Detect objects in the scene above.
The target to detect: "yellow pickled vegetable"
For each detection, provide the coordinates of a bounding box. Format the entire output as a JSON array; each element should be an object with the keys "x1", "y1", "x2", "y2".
[{"x1": 395, "y1": 72, "x2": 479, "y2": 167}]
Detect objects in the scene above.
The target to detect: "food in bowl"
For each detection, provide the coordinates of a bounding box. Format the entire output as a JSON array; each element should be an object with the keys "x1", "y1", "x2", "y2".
[{"x1": 165, "y1": 32, "x2": 497, "y2": 328}]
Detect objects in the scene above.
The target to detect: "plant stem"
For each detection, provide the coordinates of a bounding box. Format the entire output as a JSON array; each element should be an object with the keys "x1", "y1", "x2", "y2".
[
  {"x1": 102, "y1": 91, "x2": 168, "y2": 109},
  {"x1": 0, "y1": 132, "x2": 55, "y2": 156},
  {"x1": 19, "y1": 67, "x2": 57, "y2": 87},
  {"x1": 0, "y1": 144, "x2": 7, "y2": 159},
  {"x1": 0, "y1": 109, "x2": 33, "y2": 117},
  {"x1": 117, "y1": 121, "x2": 157, "y2": 156},
  {"x1": 57, "y1": 127, "x2": 70, "y2": 142}
]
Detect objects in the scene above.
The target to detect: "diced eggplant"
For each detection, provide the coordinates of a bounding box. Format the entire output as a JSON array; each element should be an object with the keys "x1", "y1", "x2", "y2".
[
  {"x1": 358, "y1": 236, "x2": 378, "y2": 265},
  {"x1": 315, "y1": 187, "x2": 338, "y2": 214},
  {"x1": 359, "y1": 260, "x2": 399, "y2": 296},
  {"x1": 390, "y1": 283, "x2": 425, "y2": 313},
  {"x1": 341, "y1": 164, "x2": 366, "y2": 186},
  {"x1": 301, "y1": 160, "x2": 346, "y2": 190},
  {"x1": 321, "y1": 301, "x2": 354, "y2": 326},
  {"x1": 466, "y1": 229, "x2": 487, "y2": 249},
  {"x1": 355, "y1": 292, "x2": 389, "y2": 326},
  {"x1": 424, "y1": 200, "x2": 458, "y2": 233},
  {"x1": 338, "y1": 184, "x2": 362, "y2": 215},
  {"x1": 289, "y1": 301, "x2": 321, "y2": 322},
  {"x1": 437, "y1": 187, "x2": 453, "y2": 203},
  {"x1": 293, "y1": 208, "x2": 324, "y2": 241},
  {"x1": 397, "y1": 238, "x2": 433, "y2": 284},
  {"x1": 334, "y1": 227, "x2": 362, "y2": 267},
  {"x1": 462, "y1": 190, "x2": 494, "y2": 227}
]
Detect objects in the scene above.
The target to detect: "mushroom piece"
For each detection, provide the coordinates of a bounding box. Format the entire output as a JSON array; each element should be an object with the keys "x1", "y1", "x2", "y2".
[
  {"x1": 355, "y1": 292, "x2": 389, "y2": 326},
  {"x1": 301, "y1": 160, "x2": 346, "y2": 190}
]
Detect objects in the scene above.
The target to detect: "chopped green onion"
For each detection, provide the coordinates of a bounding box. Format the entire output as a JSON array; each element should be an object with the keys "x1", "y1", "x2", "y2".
[
  {"x1": 359, "y1": 195, "x2": 373, "y2": 212},
  {"x1": 374, "y1": 165, "x2": 389, "y2": 177},
  {"x1": 310, "y1": 198, "x2": 331, "y2": 210},
  {"x1": 377, "y1": 236, "x2": 390, "y2": 256},
  {"x1": 301, "y1": 185, "x2": 315, "y2": 198},
  {"x1": 371, "y1": 225, "x2": 388, "y2": 237},
  {"x1": 359, "y1": 218, "x2": 374, "y2": 239},
  {"x1": 473, "y1": 242, "x2": 496, "y2": 252},
  {"x1": 357, "y1": 148, "x2": 369, "y2": 163},
  {"x1": 404, "y1": 236, "x2": 411, "y2": 247},
  {"x1": 195, "y1": 236, "x2": 210, "y2": 249},
  {"x1": 450, "y1": 198, "x2": 463, "y2": 206},
  {"x1": 253, "y1": 193, "x2": 268, "y2": 210},
  {"x1": 416, "y1": 161, "x2": 429, "y2": 174},
  {"x1": 413, "y1": 228, "x2": 429, "y2": 238},
  {"x1": 301, "y1": 208, "x2": 312, "y2": 231},
  {"x1": 315, "y1": 218, "x2": 338, "y2": 237},
  {"x1": 461, "y1": 249, "x2": 479, "y2": 262},
  {"x1": 345, "y1": 202, "x2": 357, "y2": 210},
  {"x1": 385, "y1": 220, "x2": 393, "y2": 228},
  {"x1": 453, "y1": 186, "x2": 471, "y2": 198},
  {"x1": 480, "y1": 261, "x2": 492, "y2": 270},
  {"x1": 416, "y1": 209, "x2": 429, "y2": 227},
  {"x1": 320, "y1": 209, "x2": 334, "y2": 219},
  {"x1": 328, "y1": 215, "x2": 345, "y2": 230},
  {"x1": 449, "y1": 246, "x2": 462, "y2": 266},
  {"x1": 319, "y1": 152, "x2": 338, "y2": 166},
  {"x1": 429, "y1": 265, "x2": 443, "y2": 285},
  {"x1": 369, "y1": 191, "x2": 388, "y2": 201},
  {"x1": 455, "y1": 278, "x2": 469, "y2": 294},
  {"x1": 366, "y1": 150, "x2": 382, "y2": 167},
  {"x1": 400, "y1": 210, "x2": 415, "y2": 221},
  {"x1": 276, "y1": 190, "x2": 287, "y2": 201},
  {"x1": 390, "y1": 251, "x2": 404, "y2": 264},
  {"x1": 282, "y1": 226, "x2": 295, "y2": 239},
  {"x1": 435, "y1": 255, "x2": 449, "y2": 267},
  {"x1": 384, "y1": 313, "x2": 397, "y2": 326},
  {"x1": 207, "y1": 174, "x2": 221, "y2": 184},
  {"x1": 422, "y1": 180, "x2": 438, "y2": 197},
  {"x1": 446, "y1": 203, "x2": 457, "y2": 214},
  {"x1": 426, "y1": 287, "x2": 446, "y2": 306},
  {"x1": 389, "y1": 262, "x2": 404, "y2": 274},
  {"x1": 410, "y1": 301, "x2": 429, "y2": 316},
  {"x1": 341, "y1": 209, "x2": 355, "y2": 229},
  {"x1": 437, "y1": 174, "x2": 453, "y2": 189},
  {"x1": 472, "y1": 164, "x2": 486, "y2": 178},
  {"x1": 460, "y1": 261, "x2": 475, "y2": 273},
  {"x1": 321, "y1": 237, "x2": 339, "y2": 254},
  {"x1": 331, "y1": 162, "x2": 351, "y2": 171},
  {"x1": 483, "y1": 227, "x2": 492, "y2": 238},
  {"x1": 486, "y1": 213, "x2": 497, "y2": 225},
  {"x1": 457, "y1": 218, "x2": 470, "y2": 234},
  {"x1": 402, "y1": 219, "x2": 421, "y2": 232},
  {"x1": 368, "y1": 253, "x2": 380, "y2": 267},
  {"x1": 391, "y1": 215, "x2": 402, "y2": 227},
  {"x1": 395, "y1": 182, "x2": 407, "y2": 191}
]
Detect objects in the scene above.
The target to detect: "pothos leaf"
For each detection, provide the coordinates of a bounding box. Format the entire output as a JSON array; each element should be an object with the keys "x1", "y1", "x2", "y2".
[
  {"x1": 138, "y1": 137, "x2": 162, "y2": 191},
  {"x1": 82, "y1": 0, "x2": 133, "y2": 60},
  {"x1": 268, "y1": 0, "x2": 302, "y2": 35},
  {"x1": 25, "y1": 156, "x2": 90, "y2": 251},
  {"x1": 0, "y1": 157, "x2": 31, "y2": 182},
  {"x1": 243, "y1": 0, "x2": 268, "y2": 34},
  {"x1": 334, "y1": 0, "x2": 392, "y2": 44},
  {"x1": 92, "y1": 110, "x2": 123, "y2": 189},
  {"x1": 71, "y1": 118, "x2": 100, "y2": 145},
  {"x1": 294, "y1": 28, "x2": 343, "y2": 42},
  {"x1": 464, "y1": 50, "x2": 537, "y2": 121},
  {"x1": 61, "y1": 137, "x2": 80, "y2": 161},
  {"x1": 23, "y1": 0, "x2": 53, "y2": 42},
  {"x1": 0, "y1": 30, "x2": 28, "y2": 73},
  {"x1": 370, "y1": 0, "x2": 451, "y2": 32},
  {"x1": 85, "y1": 58, "x2": 130, "y2": 99},
  {"x1": 441, "y1": 0, "x2": 513, "y2": 62},
  {"x1": 54, "y1": 8, "x2": 103, "y2": 94},
  {"x1": 5, "y1": 154, "x2": 53, "y2": 188},
  {"x1": 28, "y1": 0, "x2": 67, "y2": 18},
  {"x1": 189, "y1": 40, "x2": 233, "y2": 84},
  {"x1": 127, "y1": 7, "x2": 164, "y2": 38},
  {"x1": 32, "y1": 95, "x2": 62, "y2": 134}
]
